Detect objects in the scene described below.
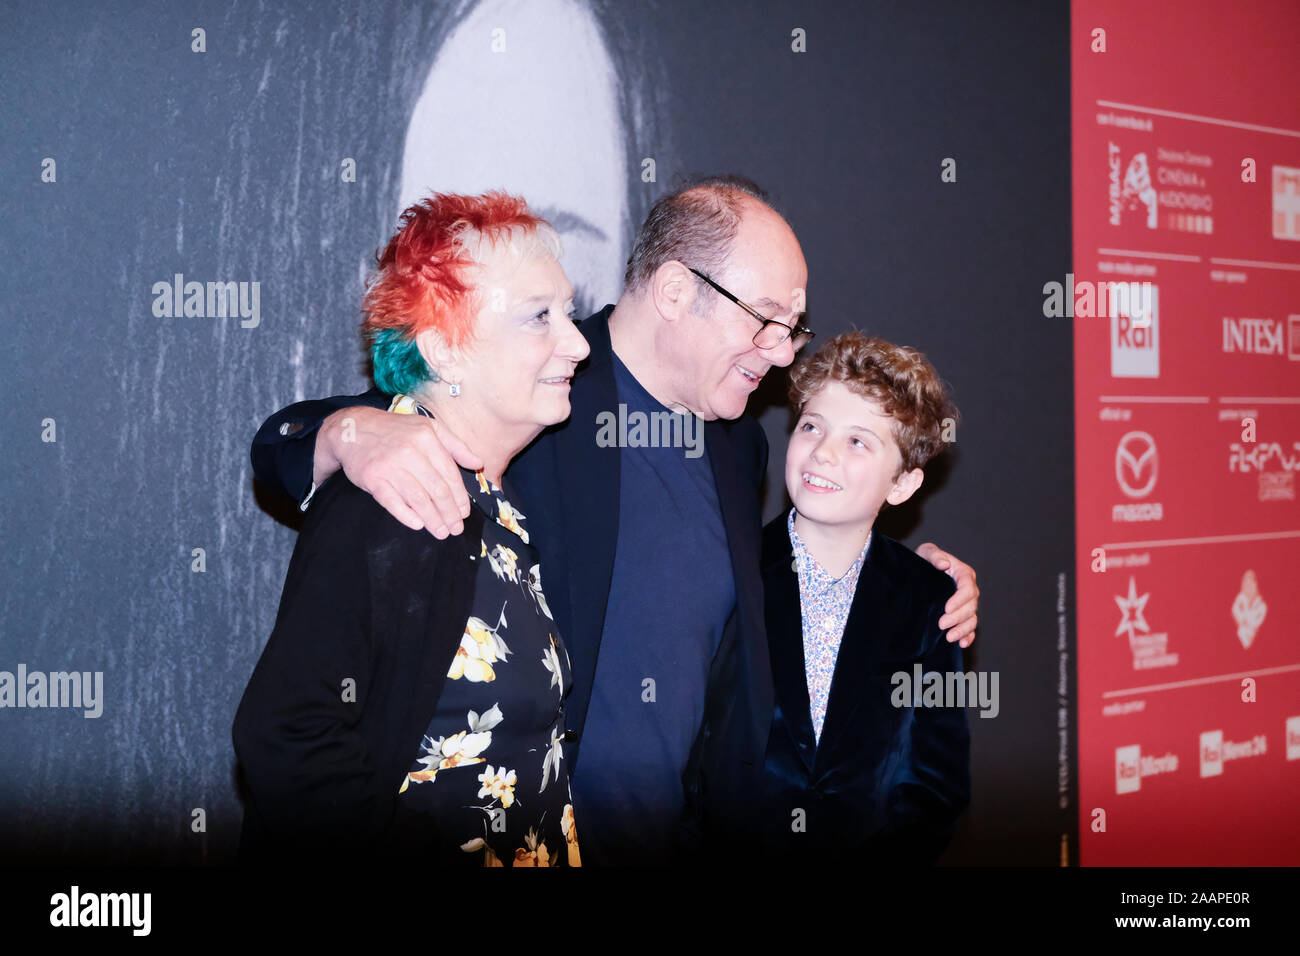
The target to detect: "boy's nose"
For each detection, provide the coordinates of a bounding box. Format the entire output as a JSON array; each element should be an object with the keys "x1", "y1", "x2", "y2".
[{"x1": 811, "y1": 440, "x2": 835, "y2": 465}]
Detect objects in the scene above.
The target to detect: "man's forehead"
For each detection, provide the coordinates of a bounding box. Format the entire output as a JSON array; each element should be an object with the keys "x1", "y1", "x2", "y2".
[
  {"x1": 751, "y1": 294, "x2": 790, "y2": 313},
  {"x1": 720, "y1": 238, "x2": 807, "y2": 313},
  {"x1": 727, "y1": 281, "x2": 804, "y2": 317}
]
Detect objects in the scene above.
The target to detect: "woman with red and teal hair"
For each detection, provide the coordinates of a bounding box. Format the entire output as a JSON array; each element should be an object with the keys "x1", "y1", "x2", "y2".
[{"x1": 235, "y1": 191, "x2": 589, "y2": 867}]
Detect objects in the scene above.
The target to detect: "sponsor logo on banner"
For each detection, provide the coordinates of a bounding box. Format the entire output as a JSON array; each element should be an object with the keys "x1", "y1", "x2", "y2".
[
  {"x1": 1199, "y1": 730, "x2": 1223, "y2": 777},
  {"x1": 1112, "y1": 283, "x2": 1159, "y2": 377},
  {"x1": 1222, "y1": 316, "x2": 1286, "y2": 356},
  {"x1": 1115, "y1": 576, "x2": 1178, "y2": 669},
  {"x1": 1290, "y1": 316, "x2": 1300, "y2": 360},
  {"x1": 1113, "y1": 431, "x2": 1163, "y2": 521},
  {"x1": 1229, "y1": 431, "x2": 1300, "y2": 506},
  {"x1": 1115, "y1": 743, "x2": 1179, "y2": 794},
  {"x1": 1229, "y1": 439, "x2": 1300, "y2": 482},
  {"x1": 1259, "y1": 472, "x2": 1295, "y2": 501},
  {"x1": 1108, "y1": 144, "x2": 1158, "y2": 228},
  {"x1": 1154, "y1": 147, "x2": 1214, "y2": 233},
  {"x1": 1287, "y1": 716, "x2": 1300, "y2": 761},
  {"x1": 1108, "y1": 144, "x2": 1216, "y2": 233},
  {"x1": 1116, "y1": 432, "x2": 1158, "y2": 496},
  {"x1": 1199, "y1": 729, "x2": 1266, "y2": 777},
  {"x1": 1274, "y1": 166, "x2": 1300, "y2": 241},
  {"x1": 1231, "y1": 570, "x2": 1268, "y2": 648},
  {"x1": 1116, "y1": 744, "x2": 1141, "y2": 793}
]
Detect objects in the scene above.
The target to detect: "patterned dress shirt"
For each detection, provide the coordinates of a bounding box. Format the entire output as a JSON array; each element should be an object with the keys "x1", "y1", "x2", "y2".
[{"x1": 787, "y1": 507, "x2": 872, "y2": 744}]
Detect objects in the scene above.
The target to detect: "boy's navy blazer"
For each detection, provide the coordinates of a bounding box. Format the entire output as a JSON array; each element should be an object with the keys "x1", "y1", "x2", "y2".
[
  {"x1": 758, "y1": 513, "x2": 970, "y2": 863},
  {"x1": 250, "y1": 305, "x2": 776, "y2": 847}
]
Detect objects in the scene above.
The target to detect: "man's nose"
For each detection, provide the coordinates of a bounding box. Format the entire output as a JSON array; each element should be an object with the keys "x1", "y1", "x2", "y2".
[
  {"x1": 811, "y1": 438, "x2": 835, "y2": 464},
  {"x1": 768, "y1": 334, "x2": 797, "y2": 368}
]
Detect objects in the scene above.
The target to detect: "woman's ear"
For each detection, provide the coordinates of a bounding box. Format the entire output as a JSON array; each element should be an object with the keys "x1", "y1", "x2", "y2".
[{"x1": 414, "y1": 327, "x2": 459, "y2": 382}]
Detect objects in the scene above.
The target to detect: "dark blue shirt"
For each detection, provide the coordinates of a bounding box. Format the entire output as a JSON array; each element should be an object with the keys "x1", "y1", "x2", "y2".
[{"x1": 569, "y1": 350, "x2": 736, "y2": 865}]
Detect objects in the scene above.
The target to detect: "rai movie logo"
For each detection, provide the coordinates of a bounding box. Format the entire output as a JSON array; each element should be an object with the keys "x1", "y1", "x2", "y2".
[
  {"x1": 1115, "y1": 744, "x2": 1178, "y2": 794},
  {"x1": 1115, "y1": 744, "x2": 1141, "y2": 794},
  {"x1": 1199, "y1": 730, "x2": 1224, "y2": 778}
]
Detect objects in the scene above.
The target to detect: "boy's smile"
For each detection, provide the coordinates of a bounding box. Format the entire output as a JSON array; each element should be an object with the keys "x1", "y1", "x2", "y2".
[{"x1": 799, "y1": 471, "x2": 842, "y2": 492}]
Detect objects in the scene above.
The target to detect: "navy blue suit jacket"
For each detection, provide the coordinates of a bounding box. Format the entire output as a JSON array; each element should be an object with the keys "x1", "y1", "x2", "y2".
[
  {"x1": 249, "y1": 305, "x2": 775, "y2": 855},
  {"x1": 758, "y1": 514, "x2": 970, "y2": 864}
]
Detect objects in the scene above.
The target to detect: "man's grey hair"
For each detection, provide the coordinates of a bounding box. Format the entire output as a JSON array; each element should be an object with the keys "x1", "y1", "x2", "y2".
[{"x1": 623, "y1": 174, "x2": 778, "y2": 309}]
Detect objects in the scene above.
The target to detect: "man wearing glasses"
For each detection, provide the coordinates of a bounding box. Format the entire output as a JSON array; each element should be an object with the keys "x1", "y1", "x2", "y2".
[{"x1": 248, "y1": 176, "x2": 979, "y2": 864}]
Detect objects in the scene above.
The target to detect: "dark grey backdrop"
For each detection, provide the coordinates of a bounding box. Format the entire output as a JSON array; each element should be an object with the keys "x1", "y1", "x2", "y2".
[{"x1": 0, "y1": 0, "x2": 1074, "y2": 864}]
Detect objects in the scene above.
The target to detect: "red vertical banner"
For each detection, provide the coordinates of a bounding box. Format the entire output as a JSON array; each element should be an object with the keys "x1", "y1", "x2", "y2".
[{"x1": 1072, "y1": 1, "x2": 1300, "y2": 865}]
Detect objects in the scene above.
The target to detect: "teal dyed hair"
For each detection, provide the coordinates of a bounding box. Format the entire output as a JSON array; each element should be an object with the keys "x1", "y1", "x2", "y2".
[{"x1": 370, "y1": 327, "x2": 432, "y2": 396}]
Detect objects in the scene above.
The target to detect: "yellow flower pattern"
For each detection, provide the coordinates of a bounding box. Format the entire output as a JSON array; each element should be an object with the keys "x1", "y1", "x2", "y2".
[
  {"x1": 447, "y1": 613, "x2": 512, "y2": 683},
  {"x1": 388, "y1": 396, "x2": 579, "y2": 866},
  {"x1": 562, "y1": 803, "x2": 581, "y2": 867}
]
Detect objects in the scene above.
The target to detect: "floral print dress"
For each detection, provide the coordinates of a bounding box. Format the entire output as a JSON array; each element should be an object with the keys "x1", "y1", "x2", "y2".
[{"x1": 389, "y1": 395, "x2": 580, "y2": 867}]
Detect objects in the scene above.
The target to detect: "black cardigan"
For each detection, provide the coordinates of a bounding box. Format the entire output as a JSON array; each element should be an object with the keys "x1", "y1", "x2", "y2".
[{"x1": 232, "y1": 474, "x2": 484, "y2": 860}]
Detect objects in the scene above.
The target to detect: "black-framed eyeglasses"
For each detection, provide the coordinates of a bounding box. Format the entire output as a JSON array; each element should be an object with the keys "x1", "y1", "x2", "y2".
[{"x1": 688, "y1": 267, "x2": 815, "y2": 352}]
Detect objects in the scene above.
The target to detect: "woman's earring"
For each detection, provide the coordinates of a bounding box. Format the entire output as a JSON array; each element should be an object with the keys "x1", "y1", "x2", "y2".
[{"x1": 449, "y1": 382, "x2": 461, "y2": 397}]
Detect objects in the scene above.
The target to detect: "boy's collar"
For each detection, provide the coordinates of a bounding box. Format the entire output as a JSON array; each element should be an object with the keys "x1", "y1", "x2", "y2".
[{"x1": 787, "y1": 507, "x2": 872, "y2": 584}]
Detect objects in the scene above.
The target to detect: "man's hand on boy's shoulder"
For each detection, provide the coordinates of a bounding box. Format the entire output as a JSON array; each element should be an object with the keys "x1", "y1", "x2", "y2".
[{"x1": 915, "y1": 543, "x2": 978, "y2": 648}]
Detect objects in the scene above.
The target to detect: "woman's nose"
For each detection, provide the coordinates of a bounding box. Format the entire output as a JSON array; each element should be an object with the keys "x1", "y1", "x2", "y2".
[{"x1": 561, "y1": 316, "x2": 591, "y2": 361}]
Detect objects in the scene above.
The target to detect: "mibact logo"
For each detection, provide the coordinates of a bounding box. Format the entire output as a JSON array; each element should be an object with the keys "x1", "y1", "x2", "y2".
[{"x1": 1108, "y1": 145, "x2": 1158, "y2": 229}]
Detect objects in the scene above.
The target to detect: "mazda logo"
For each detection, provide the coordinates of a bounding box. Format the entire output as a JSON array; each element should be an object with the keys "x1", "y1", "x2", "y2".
[{"x1": 1116, "y1": 431, "x2": 1158, "y2": 498}]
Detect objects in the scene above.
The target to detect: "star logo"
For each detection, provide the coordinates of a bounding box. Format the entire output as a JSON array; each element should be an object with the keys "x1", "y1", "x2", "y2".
[{"x1": 1114, "y1": 576, "x2": 1150, "y2": 642}]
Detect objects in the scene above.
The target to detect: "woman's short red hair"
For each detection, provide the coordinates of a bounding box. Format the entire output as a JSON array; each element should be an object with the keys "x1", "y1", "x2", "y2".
[{"x1": 362, "y1": 191, "x2": 558, "y2": 350}]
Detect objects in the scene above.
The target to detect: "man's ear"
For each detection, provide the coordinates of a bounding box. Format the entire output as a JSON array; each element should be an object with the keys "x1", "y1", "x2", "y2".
[
  {"x1": 886, "y1": 467, "x2": 924, "y2": 507},
  {"x1": 650, "y1": 260, "x2": 700, "y2": 322},
  {"x1": 414, "y1": 327, "x2": 459, "y2": 381}
]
